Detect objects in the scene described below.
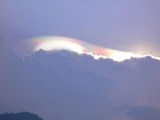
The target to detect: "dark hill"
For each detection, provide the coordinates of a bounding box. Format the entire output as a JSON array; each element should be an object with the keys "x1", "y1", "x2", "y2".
[{"x1": 0, "y1": 112, "x2": 43, "y2": 120}]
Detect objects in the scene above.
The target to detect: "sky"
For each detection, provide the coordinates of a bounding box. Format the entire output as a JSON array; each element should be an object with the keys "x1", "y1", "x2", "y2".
[
  {"x1": 1, "y1": 1, "x2": 160, "y2": 120},
  {"x1": 1, "y1": 0, "x2": 160, "y2": 55}
]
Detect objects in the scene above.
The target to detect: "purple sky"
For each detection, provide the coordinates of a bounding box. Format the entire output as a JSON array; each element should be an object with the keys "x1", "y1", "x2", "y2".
[
  {"x1": 1, "y1": 0, "x2": 160, "y2": 55},
  {"x1": 1, "y1": 1, "x2": 160, "y2": 120}
]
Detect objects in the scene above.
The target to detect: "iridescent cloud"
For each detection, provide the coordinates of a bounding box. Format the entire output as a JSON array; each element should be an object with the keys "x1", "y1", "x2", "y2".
[{"x1": 28, "y1": 36, "x2": 160, "y2": 62}]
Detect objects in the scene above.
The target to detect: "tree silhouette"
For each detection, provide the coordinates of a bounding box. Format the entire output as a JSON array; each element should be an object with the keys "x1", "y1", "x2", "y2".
[{"x1": 0, "y1": 112, "x2": 44, "y2": 120}]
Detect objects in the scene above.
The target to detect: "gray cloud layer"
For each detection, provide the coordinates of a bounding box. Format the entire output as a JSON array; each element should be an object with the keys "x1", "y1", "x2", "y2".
[{"x1": 0, "y1": 39, "x2": 160, "y2": 120}]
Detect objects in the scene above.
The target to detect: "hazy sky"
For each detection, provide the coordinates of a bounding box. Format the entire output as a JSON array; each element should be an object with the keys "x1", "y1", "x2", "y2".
[
  {"x1": 1, "y1": 0, "x2": 160, "y2": 55},
  {"x1": 1, "y1": 1, "x2": 160, "y2": 119}
]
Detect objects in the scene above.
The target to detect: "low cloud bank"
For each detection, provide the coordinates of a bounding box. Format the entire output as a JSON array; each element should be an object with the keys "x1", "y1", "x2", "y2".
[{"x1": 0, "y1": 43, "x2": 160, "y2": 120}]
